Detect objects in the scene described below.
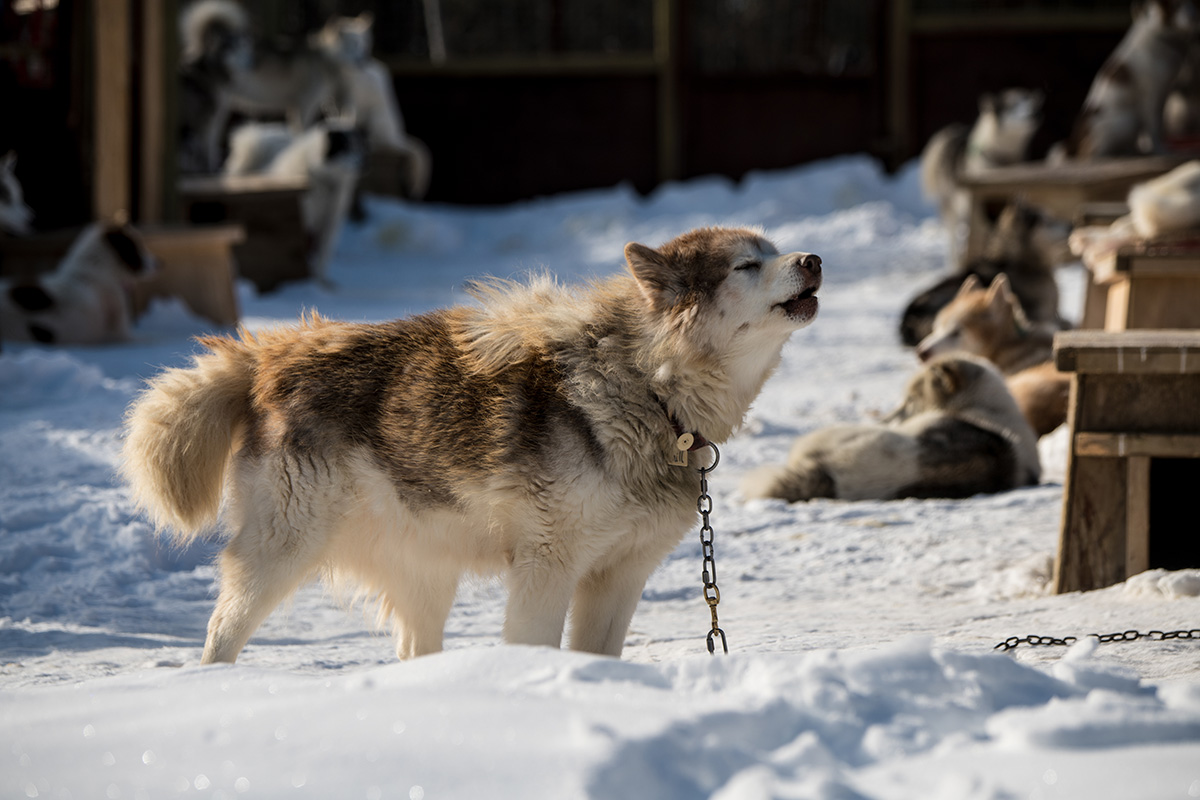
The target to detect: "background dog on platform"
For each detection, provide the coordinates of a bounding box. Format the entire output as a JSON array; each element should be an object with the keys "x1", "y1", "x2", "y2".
[
  {"x1": 121, "y1": 226, "x2": 822, "y2": 664},
  {"x1": 0, "y1": 221, "x2": 155, "y2": 345}
]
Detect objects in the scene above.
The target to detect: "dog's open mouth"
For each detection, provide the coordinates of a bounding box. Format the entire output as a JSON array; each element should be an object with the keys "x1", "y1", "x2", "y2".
[{"x1": 777, "y1": 286, "x2": 819, "y2": 320}]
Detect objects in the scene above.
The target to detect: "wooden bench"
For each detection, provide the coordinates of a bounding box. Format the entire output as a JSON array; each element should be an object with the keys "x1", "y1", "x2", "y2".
[
  {"x1": 1054, "y1": 330, "x2": 1200, "y2": 593},
  {"x1": 138, "y1": 224, "x2": 244, "y2": 325},
  {"x1": 957, "y1": 155, "x2": 1191, "y2": 262},
  {"x1": 179, "y1": 174, "x2": 310, "y2": 293},
  {"x1": 1084, "y1": 235, "x2": 1200, "y2": 331}
]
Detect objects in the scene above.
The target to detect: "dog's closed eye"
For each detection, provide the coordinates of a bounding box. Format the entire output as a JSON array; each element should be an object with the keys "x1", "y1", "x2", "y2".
[{"x1": 734, "y1": 260, "x2": 761, "y2": 272}]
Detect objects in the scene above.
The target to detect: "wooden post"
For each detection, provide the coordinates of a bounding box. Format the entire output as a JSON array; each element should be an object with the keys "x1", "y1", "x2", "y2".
[
  {"x1": 94, "y1": 0, "x2": 131, "y2": 221},
  {"x1": 139, "y1": 0, "x2": 165, "y2": 223},
  {"x1": 886, "y1": 0, "x2": 912, "y2": 167},
  {"x1": 1125, "y1": 456, "x2": 1151, "y2": 578},
  {"x1": 654, "y1": 0, "x2": 681, "y2": 183}
]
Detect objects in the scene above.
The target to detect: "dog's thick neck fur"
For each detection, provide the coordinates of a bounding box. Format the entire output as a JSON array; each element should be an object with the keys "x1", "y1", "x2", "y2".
[{"x1": 457, "y1": 271, "x2": 786, "y2": 450}]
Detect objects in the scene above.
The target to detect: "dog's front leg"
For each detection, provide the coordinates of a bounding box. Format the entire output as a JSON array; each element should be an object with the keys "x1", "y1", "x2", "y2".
[
  {"x1": 501, "y1": 538, "x2": 576, "y2": 649},
  {"x1": 568, "y1": 558, "x2": 660, "y2": 657}
]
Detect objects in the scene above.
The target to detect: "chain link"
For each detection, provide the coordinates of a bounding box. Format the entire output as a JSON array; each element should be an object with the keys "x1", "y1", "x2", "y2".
[
  {"x1": 696, "y1": 444, "x2": 727, "y2": 654},
  {"x1": 995, "y1": 628, "x2": 1200, "y2": 652}
]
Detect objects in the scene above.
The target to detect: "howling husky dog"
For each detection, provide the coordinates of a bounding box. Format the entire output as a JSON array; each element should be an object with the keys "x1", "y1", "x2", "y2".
[
  {"x1": 1060, "y1": 0, "x2": 1200, "y2": 159},
  {"x1": 122, "y1": 227, "x2": 822, "y2": 663},
  {"x1": 916, "y1": 274, "x2": 1070, "y2": 437},
  {"x1": 740, "y1": 353, "x2": 1040, "y2": 503},
  {"x1": 921, "y1": 88, "x2": 1043, "y2": 264}
]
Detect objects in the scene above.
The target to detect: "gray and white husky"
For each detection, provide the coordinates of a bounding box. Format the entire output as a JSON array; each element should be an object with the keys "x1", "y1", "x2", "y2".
[
  {"x1": 121, "y1": 227, "x2": 823, "y2": 664},
  {"x1": 1060, "y1": 0, "x2": 1200, "y2": 159},
  {"x1": 921, "y1": 88, "x2": 1044, "y2": 264},
  {"x1": 741, "y1": 353, "x2": 1040, "y2": 503}
]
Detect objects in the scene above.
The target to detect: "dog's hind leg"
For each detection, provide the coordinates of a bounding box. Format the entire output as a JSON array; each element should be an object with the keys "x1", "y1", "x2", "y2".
[
  {"x1": 378, "y1": 560, "x2": 461, "y2": 660},
  {"x1": 200, "y1": 457, "x2": 335, "y2": 664}
]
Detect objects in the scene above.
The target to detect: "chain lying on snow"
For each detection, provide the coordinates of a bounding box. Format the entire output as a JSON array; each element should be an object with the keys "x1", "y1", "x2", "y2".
[
  {"x1": 995, "y1": 628, "x2": 1200, "y2": 652},
  {"x1": 696, "y1": 444, "x2": 727, "y2": 654}
]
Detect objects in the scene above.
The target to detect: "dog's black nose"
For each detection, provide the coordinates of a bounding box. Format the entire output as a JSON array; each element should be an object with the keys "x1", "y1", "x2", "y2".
[{"x1": 801, "y1": 254, "x2": 821, "y2": 275}]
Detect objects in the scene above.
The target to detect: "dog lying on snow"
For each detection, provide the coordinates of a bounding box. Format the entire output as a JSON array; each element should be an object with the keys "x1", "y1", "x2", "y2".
[
  {"x1": 916, "y1": 274, "x2": 1070, "y2": 438},
  {"x1": 899, "y1": 201, "x2": 1067, "y2": 347},
  {"x1": 740, "y1": 353, "x2": 1041, "y2": 503},
  {"x1": 121, "y1": 227, "x2": 822, "y2": 663},
  {"x1": 0, "y1": 221, "x2": 156, "y2": 345}
]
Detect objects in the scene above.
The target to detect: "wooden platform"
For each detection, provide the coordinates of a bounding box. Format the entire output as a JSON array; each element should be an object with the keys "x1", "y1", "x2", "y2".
[
  {"x1": 1054, "y1": 330, "x2": 1200, "y2": 593},
  {"x1": 958, "y1": 155, "x2": 1191, "y2": 261},
  {"x1": 179, "y1": 174, "x2": 310, "y2": 293}
]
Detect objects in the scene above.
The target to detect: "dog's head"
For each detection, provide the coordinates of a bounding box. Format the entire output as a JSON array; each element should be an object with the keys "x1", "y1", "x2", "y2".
[
  {"x1": 315, "y1": 12, "x2": 374, "y2": 64},
  {"x1": 1, "y1": 221, "x2": 156, "y2": 345},
  {"x1": 900, "y1": 352, "x2": 1008, "y2": 417},
  {"x1": 915, "y1": 273, "x2": 1026, "y2": 363},
  {"x1": 624, "y1": 227, "x2": 822, "y2": 349},
  {"x1": 972, "y1": 88, "x2": 1043, "y2": 165},
  {"x1": 0, "y1": 151, "x2": 33, "y2": 236},
  {"x1": 1137, "y1": 0, "x2": 1200, "y2": 31}
]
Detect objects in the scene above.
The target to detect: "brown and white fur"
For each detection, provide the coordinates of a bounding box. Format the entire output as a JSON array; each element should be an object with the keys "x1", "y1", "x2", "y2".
[
  {"x1": 1059, "y1": 0, "x2": 1200, "y2": 160},
  {"x1": 915, "y1": 274, "x2": 1069, "y2": 437},
  {"x1": 0, "y1": 151, "x2": 33, "y2": 236},
  {"x1": 921, "y1": 88, "x2": 1043, "y2": 265},
  {"x1": 899, "y1": 202, "x2": 1067, "y2": 346},
  {"x1": 0, "y1": 221, "x2": 156, "y2": 345},
  {"x1": 740, "y1": 353, "x2": 1040, "y2": 503},
  {"x1": 121, "y1": 227, "x2": 822, "y2": 664}
]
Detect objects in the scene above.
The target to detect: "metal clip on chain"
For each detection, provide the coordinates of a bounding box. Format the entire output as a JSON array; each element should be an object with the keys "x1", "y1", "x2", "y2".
[{"x1": 697, "y1": 443, "x2": 727, "y2": 654}]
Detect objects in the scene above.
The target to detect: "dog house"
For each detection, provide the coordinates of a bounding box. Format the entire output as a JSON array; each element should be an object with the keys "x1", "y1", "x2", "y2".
[{"x1": 1054, "y1": 330, "x2": 1200, "y2": 593}]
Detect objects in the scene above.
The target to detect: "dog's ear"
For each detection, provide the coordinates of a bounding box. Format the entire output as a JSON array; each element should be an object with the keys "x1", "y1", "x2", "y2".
[
  {"x1": 1, "y1": 151, "x2": 15, "y2": 173},
  {"x1": 986, "y1": 273, "x2": 1015, "y2": 307},
  {"x1": 625, "y1": 242, "x2": 679, "y2": 308},
  {"x1": 10, "y1": 283, "x2": 54, "y2": 312},
  {"x1": 978, "y1": 93, "x2": 996, "y2": 115},
  {"x1": 956, "y1": 274, "x2": 982, "y2": 298},
  {"x1": 103, "y1": 226, "x2": 150, "y2": 273}
]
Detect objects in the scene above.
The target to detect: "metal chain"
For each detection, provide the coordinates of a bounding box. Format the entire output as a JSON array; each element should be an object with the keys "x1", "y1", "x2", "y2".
[
  {"x1": 697, "y1": 443, "x2": 727, "y2": 654},
  {"x1": 995, "y1": 628, "x2": 1200, "y2": 652}
]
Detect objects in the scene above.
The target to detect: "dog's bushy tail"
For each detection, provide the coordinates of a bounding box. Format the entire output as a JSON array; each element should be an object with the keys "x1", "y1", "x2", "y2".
[
  {"x1": 122, "y1": 335, "x2": 255, "y2": 538},
  {"x1": 740, "y1": 459, "x2": 834, "y2": 503}
]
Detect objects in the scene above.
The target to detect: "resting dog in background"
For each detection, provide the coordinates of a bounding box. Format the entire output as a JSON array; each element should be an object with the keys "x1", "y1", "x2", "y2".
[
  {"x1": 1069, "y1": 158, "x2": 1200, "y2": 265},
  {"x1": 921, "y1": 88, "x2": 1043, "y2": 265},
  {"x1": 179, "y1": 0, "x2": 351, "y2": 172},
  {"x1": 899, "y1": 202, "x2": 1067, "y2": 346},
  {"x1": 740, "y1": 353, "x2": 1040, "y2": 503},
  {"x1": 0, "y1": 221, "x2": 155, "y2": 345},
  {"x1": 0, "y1": 151, "x2": 33, "y2": 236},
  {"x1": 223, "y1": 120, "x2": 364, "y2": 283},
  {"x1": 916, "y1": 274, "x2": 1069, "y2": 437},
  {"x1": 1058, "y1": 0, "x2": 1199, "y2": 159},
  {"x1": 121, "y1": 227, "x2": 823, "y2": 664}
]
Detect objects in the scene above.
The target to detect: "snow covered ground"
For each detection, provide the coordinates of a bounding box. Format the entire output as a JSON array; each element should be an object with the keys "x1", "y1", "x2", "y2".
[{"x1": 2, "y1": 156, "x2": 1198, "y2": 799}]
